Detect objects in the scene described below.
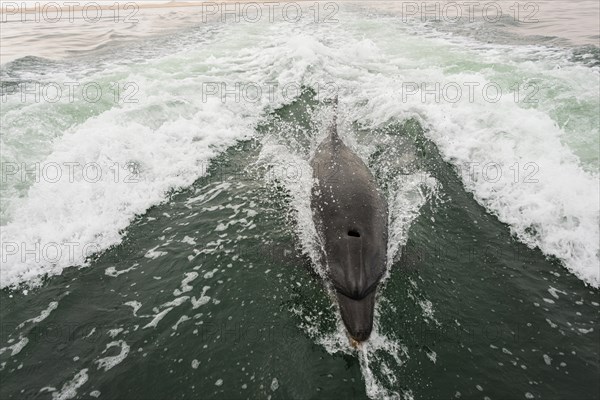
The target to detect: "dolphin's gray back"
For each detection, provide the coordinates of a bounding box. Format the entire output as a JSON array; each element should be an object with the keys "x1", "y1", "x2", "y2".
[{"x1": 310, "y1": 130, "x2": 388, "y2": 300}]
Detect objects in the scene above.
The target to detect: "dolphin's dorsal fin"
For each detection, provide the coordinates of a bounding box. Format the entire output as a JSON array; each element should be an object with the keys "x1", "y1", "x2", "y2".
[{"x1": 329, "y1": 95, "x2": 340, "y2": 141}]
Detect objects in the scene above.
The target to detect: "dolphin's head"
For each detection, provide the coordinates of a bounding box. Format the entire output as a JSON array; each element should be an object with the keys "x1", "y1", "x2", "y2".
[{"x1": 326, "y1": 227, "x2": 386, "y2": 342}]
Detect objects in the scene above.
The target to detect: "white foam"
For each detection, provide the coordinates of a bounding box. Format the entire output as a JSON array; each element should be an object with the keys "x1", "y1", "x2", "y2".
[
  {"x1": 0, "y1": 336, "x2": 29, "y2": 357},
  {"x1": 182, "y1": 236, "x2": 197, "y2": 245},
  {"x1": 143, "y1": 307, "x2": 174, "y2": 329},
  {"x1": 425, "y1": 348, "x2": 437, "y2": 364},
  {"x1": 258, "y1": 140, "x2": 325, "y2": 278},
  {"x1": 123, "y1": 301, "x2": 142, "y2": 316},
  {"x1": 144, "y1": 247, "x2": 168, "y2": 260},
  {"x1": 172, "y1": 315, "x2": 191, "y2": 330},
  {"x1": 107, "y1": 328, "x2": 123, "y2": 338},
  {"x1": 386, "y1": 173, "x2": 439, "y2": 268},
  {"x1": 0, "y1": 20, "x2": 297, "y2": 289},
  {"x1": 95, "y1": 341, "x2": 130, "y2": 371},
  {"x1": 548, "y1": 286, "x2": 567, "y2": 300},
  {"x1": 16, "y1": 301, "x2": 58, "y2": 329},
  {"x1": 105, "y1": 265, "x2": 137, "y2": 277},
  {"x1": 173, "y1": 272, "x2": 198, "y2": 296},
  {"x1": 191, "y1": 286, "x2": 212, "y2": 309},
  {"x1": 51, "y1": 369, "x2": 89, "y2": 400}
]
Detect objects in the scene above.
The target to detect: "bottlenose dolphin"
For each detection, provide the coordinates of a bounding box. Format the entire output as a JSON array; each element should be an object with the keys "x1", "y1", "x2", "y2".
[{"x1": 310, "y1": 100, "x2": 388, "y2": 342}]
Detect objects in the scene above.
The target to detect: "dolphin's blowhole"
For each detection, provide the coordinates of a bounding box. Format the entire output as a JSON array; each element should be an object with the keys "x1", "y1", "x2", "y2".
[{"x1": 348, "y1": 230, "x2": 361, "y2": 237}]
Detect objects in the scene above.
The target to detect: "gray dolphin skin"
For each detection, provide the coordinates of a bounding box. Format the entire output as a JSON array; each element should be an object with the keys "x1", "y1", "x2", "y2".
[{"x1": 310, "y1": 101, "x2": 388, "y2": 342}]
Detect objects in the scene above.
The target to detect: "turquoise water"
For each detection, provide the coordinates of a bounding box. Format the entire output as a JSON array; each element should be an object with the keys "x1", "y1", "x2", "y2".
[{"x1": 1, "y1": 4, "x2": 599, "y2": 399}]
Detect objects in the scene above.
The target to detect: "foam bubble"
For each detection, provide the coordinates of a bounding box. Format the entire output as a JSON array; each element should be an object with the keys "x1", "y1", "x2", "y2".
[{"x1": 95, "y1": 341, "x2": 130, "y2": 371}]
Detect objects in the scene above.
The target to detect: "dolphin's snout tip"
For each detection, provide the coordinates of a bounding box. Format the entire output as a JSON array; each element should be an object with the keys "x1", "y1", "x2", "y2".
[
  {"x1": 335, "y1": 291, "x2": 376, "y2": 344},
  {"x1": 349, "y1": 336, "x2": 364, "y2": 348}
]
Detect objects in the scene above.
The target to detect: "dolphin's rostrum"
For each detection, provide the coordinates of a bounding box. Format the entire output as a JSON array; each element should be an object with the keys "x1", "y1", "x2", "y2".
[{"x1": 310, "y1": 99, "x2": 388, "y2": 342}]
